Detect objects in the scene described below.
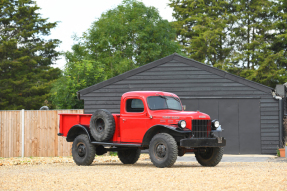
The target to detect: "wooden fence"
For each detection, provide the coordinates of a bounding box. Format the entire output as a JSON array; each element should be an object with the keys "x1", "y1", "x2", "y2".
[{"x1": 0, "y1": 110, "x2": 83, "y2": 157}]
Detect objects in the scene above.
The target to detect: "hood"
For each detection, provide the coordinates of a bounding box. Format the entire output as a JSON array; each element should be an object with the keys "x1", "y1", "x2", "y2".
[
  {"x1": 149, "y1": 110, "x2": 210, "y2": 130},
  {"x1": 150, "y1": 110, "x2": 210, "y2": 120}
]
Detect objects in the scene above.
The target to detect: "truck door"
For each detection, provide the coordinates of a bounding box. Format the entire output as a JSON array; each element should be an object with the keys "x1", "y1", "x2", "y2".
[{"x1": 120, "y1": 97, "x2": 148, "y2": 143}]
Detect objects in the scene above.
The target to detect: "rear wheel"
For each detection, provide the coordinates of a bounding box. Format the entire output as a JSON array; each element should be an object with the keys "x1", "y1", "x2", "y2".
[
  {"x1": 72, "y1": 134, "x2": 96, "y2": 166},
  {"x1": 118, "y1": 148, "x2": 141, "y2": 164},
  {"x1": 195, "y1": 147, "x2": 223, "y2": 167},
  {"x1": 149, "y1": 133, "x2": 178, "y2": 168}
]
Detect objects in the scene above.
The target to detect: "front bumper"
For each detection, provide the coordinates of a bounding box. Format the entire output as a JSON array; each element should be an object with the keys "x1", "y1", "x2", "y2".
[{"x1": 180, "y1": 137, "x2": 226, "y2": 147}]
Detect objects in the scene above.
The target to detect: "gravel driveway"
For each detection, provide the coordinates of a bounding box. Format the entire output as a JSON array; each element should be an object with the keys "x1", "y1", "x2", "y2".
[{"x1": 0, "y1": 154, "x2": 287, "y2": 190}]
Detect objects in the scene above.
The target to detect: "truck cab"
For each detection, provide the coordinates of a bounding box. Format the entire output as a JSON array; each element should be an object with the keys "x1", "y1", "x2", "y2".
[{"x1": 59, "y1": 91, "x2": 226, "y2": 168}]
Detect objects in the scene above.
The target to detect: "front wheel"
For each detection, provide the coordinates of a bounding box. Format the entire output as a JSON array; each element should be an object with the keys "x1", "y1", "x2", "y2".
[
  {"x1": 195, "y1": 147, "x2": 223, "y2": 167},
  {"x1": 72, "y1": 134, "x2": 96, "y2": 166},
  {"x1": 149, "y1": 133, "x2": 178, "y2": 168}
]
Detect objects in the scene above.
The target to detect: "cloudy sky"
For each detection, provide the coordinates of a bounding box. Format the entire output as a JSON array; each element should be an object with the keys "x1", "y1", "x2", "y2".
[{"x1": 35, "y1": 0, "x2": 174, "y2": 69}]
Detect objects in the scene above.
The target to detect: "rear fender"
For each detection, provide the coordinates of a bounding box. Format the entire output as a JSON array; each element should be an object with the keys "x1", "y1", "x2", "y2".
[
  {"x1": 142, "y1": 125, "x2": 191, "y2": 147},
  {"x1": 66, "y1": 125, "x2": 93, "y2": 142}
]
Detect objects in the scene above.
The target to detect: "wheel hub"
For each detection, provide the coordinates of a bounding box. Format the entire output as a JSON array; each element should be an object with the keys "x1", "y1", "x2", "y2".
[
  {"x1": 199, "y1": 147, "x2": 213, "y2": 159},
  {"x1": 155, "y1": 144, "x2": 167, "y2": 158},
  {"x1": 77, "y1": 143, "x2": 86, "y2": 157},
  {"x1": 95, "y1": 118, "x2": 105, "y2": 132}
]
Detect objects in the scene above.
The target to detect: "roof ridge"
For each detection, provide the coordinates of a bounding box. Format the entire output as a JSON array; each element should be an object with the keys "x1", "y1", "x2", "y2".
[{"x1": 78, "y1": 53, "x2": 272, "y2": 96}]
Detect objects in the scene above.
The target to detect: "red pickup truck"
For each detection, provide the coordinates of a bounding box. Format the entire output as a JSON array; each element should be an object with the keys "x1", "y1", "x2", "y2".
[{"x1": 59, "y1": 91, "x2": 226, "y2": 168}]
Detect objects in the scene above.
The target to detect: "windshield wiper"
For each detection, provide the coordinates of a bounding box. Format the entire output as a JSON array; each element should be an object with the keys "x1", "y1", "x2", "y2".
[
  {"x1": 171, "y1": 95, "x2": 180, "y2": 102},
  {"x1": 156, "y1": 94, "x2": 167, "y2": 99}
]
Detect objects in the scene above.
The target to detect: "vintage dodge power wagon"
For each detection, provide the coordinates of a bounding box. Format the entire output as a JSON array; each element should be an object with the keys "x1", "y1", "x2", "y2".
[{"x1": 59, "y1": 91, "x2": 226, "y2": 168}]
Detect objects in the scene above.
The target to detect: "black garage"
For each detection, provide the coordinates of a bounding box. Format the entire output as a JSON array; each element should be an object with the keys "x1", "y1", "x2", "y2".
[{"x1": 78, "y1": 53, "x2": 281, "y2": 154}]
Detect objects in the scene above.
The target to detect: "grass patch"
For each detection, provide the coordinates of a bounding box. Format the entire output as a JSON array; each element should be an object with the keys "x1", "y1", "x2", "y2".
[{"x1": 109, "y1": 152, "x2": 117, "y2": 156}]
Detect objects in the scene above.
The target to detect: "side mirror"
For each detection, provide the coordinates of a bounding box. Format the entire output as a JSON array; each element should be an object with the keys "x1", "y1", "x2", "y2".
[{"x1": 182, "y1": 105, "x2": 186, "y2": 111}]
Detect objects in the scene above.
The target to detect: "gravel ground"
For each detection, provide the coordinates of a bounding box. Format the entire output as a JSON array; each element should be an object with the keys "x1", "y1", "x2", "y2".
[{"x1": 1, "y1": 154, "x2": 287, "y2": 191}]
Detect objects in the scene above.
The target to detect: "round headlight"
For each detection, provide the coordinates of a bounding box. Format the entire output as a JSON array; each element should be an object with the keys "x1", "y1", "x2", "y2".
[
  {"x1": 178, "y1": 120, "x2": 186, "y2": 128},
  {"x1": 214, "y1": 121, "x2": 220, "y2": 128},
  {"x1": 212, "y1": 119, "x2": 220, "y2": 129}
]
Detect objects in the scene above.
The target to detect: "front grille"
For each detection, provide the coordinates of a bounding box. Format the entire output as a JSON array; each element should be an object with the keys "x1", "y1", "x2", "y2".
[{"x1": 192, "y1": 120, "x2": 211, "y2": 138}]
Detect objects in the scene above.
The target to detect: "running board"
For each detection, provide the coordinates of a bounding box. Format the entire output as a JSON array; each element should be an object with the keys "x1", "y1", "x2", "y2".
[{"x1": 91, "y1": 141, "x2": 141, "y2": 147}]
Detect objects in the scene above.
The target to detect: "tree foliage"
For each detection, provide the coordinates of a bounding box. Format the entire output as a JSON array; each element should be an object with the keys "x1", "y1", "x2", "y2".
[
  {"x1": 0, "y1": 0, "x2": 61, "y2": 110},
  {"x1": 170, "y1": 0, "x2": 234, "y2": 66},
  {"x1": 83, "y1": 0, "x2": 181, "y2": 79},
  {"x1": 51, "y1": 0, "x2": 181, "y2": 109},
  {"x1": 169, "y1": 0, "x2": 287, "y2": 88},
  {"x1": 50, "y1": 48, "x2": 106, "y2": 109}
]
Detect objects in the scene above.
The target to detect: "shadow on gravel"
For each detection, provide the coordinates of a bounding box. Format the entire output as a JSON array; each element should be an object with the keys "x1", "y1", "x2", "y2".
[
  {"x1": 88, "y1": 162, "x2": 227, "y2": 168},
  {"x1": 90, "y1": 163, "x2": 158, "y2": 168}
]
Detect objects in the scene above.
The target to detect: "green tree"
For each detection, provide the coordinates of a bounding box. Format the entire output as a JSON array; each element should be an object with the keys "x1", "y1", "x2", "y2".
[
  {"x1": 79, "y1": 0, "x2": 180, "y2": 79},
  {"x1": 51, "y1": 0, "x2": 181, "y2": 109},
  {"x1": 170, "y1": 0, "x2": 287, "y2": 87},
  {"x1": 230, "y1": 0, "x2": 273, "y2": 69},
  {"x1": 50, "y1": 47, "x2": 106, "y2": 109},
  {"x1": 221, "y1": 0, "x2": 287, "y2": 87},
  {"x1": 0, "y1": 0, "x2": 61, "y2": 110},
  {"x1": 169, "y1": 0, "x2": 234, "y2": 66}
]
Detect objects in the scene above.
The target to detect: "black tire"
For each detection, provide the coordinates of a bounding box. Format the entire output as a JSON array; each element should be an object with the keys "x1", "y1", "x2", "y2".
[
  {"x1": 118, "y1": 148, "x2": 141, "y2": 164},
  {"x1": 72, "y1": 134, "x2": 96, "y2": 166},
  {"x1": 195, "y1": 147, "x2": 223, "y2": 167},
  {"x1": 149, "y1": 133, "x2": 178, "y2": 168},
  {"x1": 90, "y1": 109, "x2": 115, "y2": 142}
]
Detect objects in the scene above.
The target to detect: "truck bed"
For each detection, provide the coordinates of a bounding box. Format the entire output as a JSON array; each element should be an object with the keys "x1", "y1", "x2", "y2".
[{"x1": 59, "y1": 113, "x2": 121, "y2": 142}]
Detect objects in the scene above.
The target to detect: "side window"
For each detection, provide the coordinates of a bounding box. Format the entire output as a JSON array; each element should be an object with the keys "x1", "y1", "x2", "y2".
[{"x1": 126, "y1": 99, "x2": 144, "y2": 112}]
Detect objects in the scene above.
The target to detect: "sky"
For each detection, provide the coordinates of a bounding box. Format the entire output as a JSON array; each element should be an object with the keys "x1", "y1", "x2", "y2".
[{"x1": 35, "y1": 0, "x2": 174, "y2": 69}]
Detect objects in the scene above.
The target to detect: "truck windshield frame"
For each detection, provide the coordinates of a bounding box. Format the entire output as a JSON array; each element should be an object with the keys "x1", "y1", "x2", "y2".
[{"x1": 147, "y1": 96, "x2": 182, "y2": 111}]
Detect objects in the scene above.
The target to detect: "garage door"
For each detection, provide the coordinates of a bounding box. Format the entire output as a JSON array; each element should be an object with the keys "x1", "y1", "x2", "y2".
[{"x1": 181, "y1": 98, "x2": 261, "y2": 154}]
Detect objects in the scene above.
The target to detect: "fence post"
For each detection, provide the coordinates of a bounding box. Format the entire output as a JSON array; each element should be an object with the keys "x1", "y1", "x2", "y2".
[{"x1": 22, "y1": 109, "x2": 24, "y2": 158}]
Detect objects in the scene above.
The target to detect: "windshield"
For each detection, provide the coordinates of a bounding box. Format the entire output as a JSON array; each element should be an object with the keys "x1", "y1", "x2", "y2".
[{"x1": 147, "y1": 96, "x2": 182, "y2": 111}]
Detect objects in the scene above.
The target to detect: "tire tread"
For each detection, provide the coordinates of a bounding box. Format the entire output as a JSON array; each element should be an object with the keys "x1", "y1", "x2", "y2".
[
  {"x1": 149, "y1": 133, "x2": 178, "y2": 168},
  {"x1": 72, "y1": 134, "x2": 96, "y2": 166},
  {"x1": 195, "y1": 147, "x2": 223, "y2": 167},
  {"x1": 90, "y1": 109, "x2": 115, "y2": 142}
]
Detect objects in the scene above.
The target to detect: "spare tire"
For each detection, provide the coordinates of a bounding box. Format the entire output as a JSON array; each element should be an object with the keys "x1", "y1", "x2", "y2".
[{"x1": 90, "y1": 109, "x2": 115, "y2": 142}]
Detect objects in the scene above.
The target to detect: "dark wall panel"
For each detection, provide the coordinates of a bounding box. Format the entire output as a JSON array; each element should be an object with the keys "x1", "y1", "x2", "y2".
[
  {"x1": 181, "y1": 99, "x2": 199, "y2": 111},
  {"x1": 260, "y1": 98, "x2": 279, "y2": 154},
  {"x1": 218, "y1": 99, "x2": 240, "y2": 154},
  {"x1": 198, "y1": 99, "x2": 219, "y2": 120},
  {"x1": 238, "y1": 99, "x2": 261, "y2": 154}
]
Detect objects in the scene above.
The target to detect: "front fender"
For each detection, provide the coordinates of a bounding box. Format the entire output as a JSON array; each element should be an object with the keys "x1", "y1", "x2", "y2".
[
  {"x1": 66, "y1": 124, "x2": 92, "y2": 142},
  {"x1": 142, "y1": 125, "x2": 191, "y2": 147}
]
